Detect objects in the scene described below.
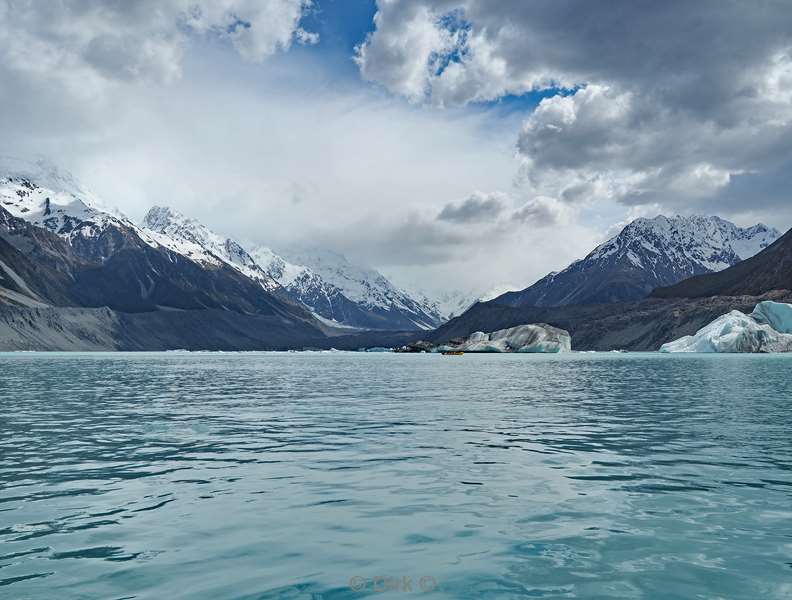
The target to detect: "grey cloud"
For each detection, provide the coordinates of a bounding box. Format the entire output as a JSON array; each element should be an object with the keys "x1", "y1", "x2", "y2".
[
  {"x1": 511, "y1": 197, "x2": 569, "y2": 227},
  {"x1": 436, "y1": 191, "x2": 506, "y2": 223},
  {"x1": 436, "y1": 190, "x2": 567, "y2": 228},
  {"x1": 318, "y1": 207, "x2": 598, "y2": 295},
  {"x1": 315, "y1": 212, "x2": 477, "y2": 267}
]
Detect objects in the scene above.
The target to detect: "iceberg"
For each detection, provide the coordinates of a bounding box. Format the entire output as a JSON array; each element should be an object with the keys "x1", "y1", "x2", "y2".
[
  {"x1": 750, "y1": 301, "x2": 792, "y2": 334},
  {"x1": 660, "y1": 301, "x2": 792, "y2": 353},
  {"x1": 440, "y1": 324, "x2": 572, "y2": 353}
]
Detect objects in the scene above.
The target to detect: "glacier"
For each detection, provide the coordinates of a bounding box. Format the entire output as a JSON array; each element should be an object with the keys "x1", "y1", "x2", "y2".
[
  {"x1": 660, "y1": 301, "x2": 792, "y2": 353},
  {"x1": 439, "y1": 324, "x2": 572, "y2": 353}
]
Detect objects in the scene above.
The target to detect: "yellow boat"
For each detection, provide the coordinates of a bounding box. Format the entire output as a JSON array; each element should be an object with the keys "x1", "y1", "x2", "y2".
[{"x1": 442, "y1": 351, "x2": 464, "y2": 356}]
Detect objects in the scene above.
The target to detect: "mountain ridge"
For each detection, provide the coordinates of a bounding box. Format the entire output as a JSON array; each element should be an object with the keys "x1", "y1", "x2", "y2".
[
  {"x1": 652, "y1": 227, "x2": 792, "y2": 299},
  {"x1": 257, "y1": 245, "x2": 443, "y2": 330},
  {"x1": 140, "y1": 204, "x2": 444, "y2": 330},
  {"x1": 496, "y1": 215, "x2": 779, "y2": 308}
]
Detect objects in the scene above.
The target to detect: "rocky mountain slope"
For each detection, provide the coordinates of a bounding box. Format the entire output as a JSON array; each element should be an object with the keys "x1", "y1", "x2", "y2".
[
  {"x1": 653, "y1": 227, "x2": 792, "y2": 299},
  {"x1": 497, "y1": 215, "x2": 779, "y2": 307},
  {"x1": 139, "y1": 204, "x2": 443, "y2": 330},
  {"x1": 142, "y1": 206, "x2": 282, "y2": 293},
  {"x1": 0, "y1": 162, "x2": 329, "y2": 349}
]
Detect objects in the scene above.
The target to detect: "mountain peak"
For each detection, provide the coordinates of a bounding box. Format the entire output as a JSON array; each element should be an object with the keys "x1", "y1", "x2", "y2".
[
  {"x1": 0, "y1": 162, "x2": 134, "y2": 251},
  {"x1": 140, "y1": 205, "x2": 280, "y2": 291},
  {"x1": 142, "y1": 206, "x2": 185, "y2": 230},
  {"x1": 251, "y1": 245, "x2": 444, "y2": 329},
  {"x1": 653, "y1": 227, "x2": 792, "y2": 299},
  {"x1": 497, "y1": 214, "x2": 781, "y2": 308},
  {"x1": 0, "y1": 156, "x2": 85, "y2": 198}
]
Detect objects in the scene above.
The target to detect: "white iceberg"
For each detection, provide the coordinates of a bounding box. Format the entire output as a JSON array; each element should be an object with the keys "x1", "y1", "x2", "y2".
[
  {"x1": 441, "y1": 324, "x2": 572, "y2": 353},
  {"x1": 660, "y1": 301, "x2": 792, "y2": 353}
]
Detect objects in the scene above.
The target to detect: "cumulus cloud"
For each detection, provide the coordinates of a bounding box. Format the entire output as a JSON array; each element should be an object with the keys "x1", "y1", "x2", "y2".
[
  {"x1": 358, "y1": 1, "x2": 792, "y2": 108},
  {"x1": 355, "y1": 2, "x2": 463, "y2": 103},
  {"x1": 515, "y1": 83, "x2": 781, "y2": 210},
  {"x1": 355, "y1": 0, "x2": 563, "y2": 105},
  {"x1": 182, "y1": 0, "x2": 318, "y2": 62},
  {"x1": 358, "y1": 0, "x2": 792, "y2": 219},
  {"x1": 0, "y1": 0, "x2": 316, "y2": 90}
]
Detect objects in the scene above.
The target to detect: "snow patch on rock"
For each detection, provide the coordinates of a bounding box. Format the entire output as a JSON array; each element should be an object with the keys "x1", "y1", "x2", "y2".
[
  {"x1": 268, "y1": 247, "x2": 444, "y2": 329},
  {"x1": 141, "y1": 206, "x2": 280, "y2": 292},
  {"x1": 0, "y1": 161, "x2": 162, "y2": 256}
]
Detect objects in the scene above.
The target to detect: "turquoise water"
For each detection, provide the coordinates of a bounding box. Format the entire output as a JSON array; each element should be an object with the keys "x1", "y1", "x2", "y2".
[{"x1": 1, "y1": 352, "x2": 791, "y2": 599}]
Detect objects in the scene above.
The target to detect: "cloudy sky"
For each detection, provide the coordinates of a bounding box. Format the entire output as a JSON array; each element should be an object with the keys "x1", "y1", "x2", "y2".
[{"x1": 2, "y1": 0, "x2": 792, "y2": 296}]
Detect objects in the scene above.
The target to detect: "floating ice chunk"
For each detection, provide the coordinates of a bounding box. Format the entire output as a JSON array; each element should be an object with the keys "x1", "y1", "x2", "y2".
[
  {"x1": 450, "y1": 324, "x2": 572, "y2": 353},
  {"x1": 660, "y1": 302, "x2": 792, "y2": 353}
]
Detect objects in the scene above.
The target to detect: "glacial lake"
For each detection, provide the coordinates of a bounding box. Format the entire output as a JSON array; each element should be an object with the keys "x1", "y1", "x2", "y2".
[{"x1": 0, "y1": 352, "x2": 791, "y2": 599}]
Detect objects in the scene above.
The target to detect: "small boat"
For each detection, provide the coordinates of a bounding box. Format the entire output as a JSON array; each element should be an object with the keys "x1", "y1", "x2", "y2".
[{"x1": 442, "y1": 351, "x2": 464, "y2": 356}]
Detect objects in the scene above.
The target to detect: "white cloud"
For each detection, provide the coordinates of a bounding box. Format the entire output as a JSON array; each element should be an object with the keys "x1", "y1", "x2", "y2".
[
  {"x1": 182, "y1": 0, "x2": 317, "y2": 62},
  {"x1": 355, "y1": 2, "x2": 461, "y2": 103},
  {"x1": 355, "y1": 0, "x2": 562, "y2": 106},
  {"x1": 0, "y1": 0, "x2": 316, "y2": 90}
]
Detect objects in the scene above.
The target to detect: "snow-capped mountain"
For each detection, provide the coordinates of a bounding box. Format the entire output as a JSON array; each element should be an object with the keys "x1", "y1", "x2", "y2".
[
  {"x1": 653, "y1": 226, "x2": 792, "y2": 300},
  {"x1": 247, "y1": 246, "x2": 368, "y2": 328},
  {"x1": 251, "y1": 246, "x2": 445, "y2": 330},
  {"x1": 141, "y1": 206, "x2": 280, "y2": 293},
  {"x1": 415, "y1": 285, "x2": 520, "y2": 321},
  {"x1": 0, "y1": 161, "x2": 320, "y2": 329},
  {"x1": 497, "y1": 215, "x2": 781, "y2": 308},
  {"x1": 0, "y1": 159, "x2": 145, "y2": 260},
  {"x1": 139, "y1": 204, "x2": 444, "y2": 330},
  {"x1": 416, "y1": 290, "x2": 476, "y2": 321}
]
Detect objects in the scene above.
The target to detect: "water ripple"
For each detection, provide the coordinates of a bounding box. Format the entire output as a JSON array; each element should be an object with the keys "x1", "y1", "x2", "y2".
[{"x1": 0, "y1": 352, "x2": 791, "y2": 599}]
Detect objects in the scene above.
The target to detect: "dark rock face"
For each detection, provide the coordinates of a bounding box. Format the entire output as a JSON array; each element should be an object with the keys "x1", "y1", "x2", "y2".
[
  {"x1": 498, "y1": 216, "x2": 778, "y2": 308},
  {"x1": 0, "y1": 212, "x2": 67, "y2": 302},
  {"x1": 653, "y1": 228, "x2": 792, "y2": 299},
  {"x1": 0, "y1": 207, "x2": 325, "y2": 348}
]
